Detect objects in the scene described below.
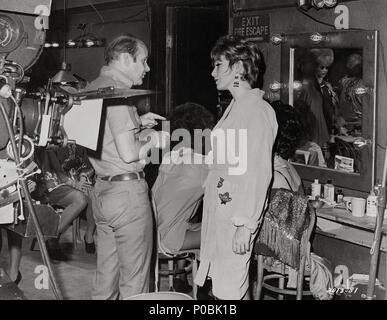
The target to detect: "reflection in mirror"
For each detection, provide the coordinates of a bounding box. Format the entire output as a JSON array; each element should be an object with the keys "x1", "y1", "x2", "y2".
[
  {"x1": 290, "y1": 47, "x2": 367, "y2": 174},
  {"x1": 279, "y1": 30, "x2": 377, "y2": 192}
]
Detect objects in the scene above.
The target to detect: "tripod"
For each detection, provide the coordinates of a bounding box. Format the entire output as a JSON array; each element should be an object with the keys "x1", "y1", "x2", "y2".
[{"x1": 0, "y1": 99, "x2": 63, "y2": 300}]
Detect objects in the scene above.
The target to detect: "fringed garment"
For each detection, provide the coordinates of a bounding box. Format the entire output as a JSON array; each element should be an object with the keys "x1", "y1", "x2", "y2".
[{"x1": 257, "y1": 188, "x2": 311, "y2": 269}]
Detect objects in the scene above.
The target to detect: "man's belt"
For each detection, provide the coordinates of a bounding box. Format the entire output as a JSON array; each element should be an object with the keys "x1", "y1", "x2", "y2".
[{"x1": 100, "y1": 171, "x2": 145, "y2": 182}]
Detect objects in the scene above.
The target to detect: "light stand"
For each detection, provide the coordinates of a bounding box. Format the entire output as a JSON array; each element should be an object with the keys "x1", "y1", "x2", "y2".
[
  {"x1": 0, "y1": 100, "x2": 63, "y2": 300},
  {"x1": 366, "y1": 143, "x2": 387, "y2": 300}
]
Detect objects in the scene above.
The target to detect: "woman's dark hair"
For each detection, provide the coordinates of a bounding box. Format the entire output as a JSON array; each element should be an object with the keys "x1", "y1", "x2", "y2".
[
  {"x1": 293, "y1": 99, "x2": 317, "y2": 143},
  {"x1": 104, "y1": 34, "x2": 146, "y2": 64},
  {"x1": 169, "y1": 102, "x2": 214, "y2": 132},
  {"x1": 271, "y1": 101, "x2": 304, "y2": 160},
  {"x1": 210, "y1": 35, "x2": 264, "y2": 88},
  {"x1": 168, "y1": 102, "x2": 215, "y2": 152}
]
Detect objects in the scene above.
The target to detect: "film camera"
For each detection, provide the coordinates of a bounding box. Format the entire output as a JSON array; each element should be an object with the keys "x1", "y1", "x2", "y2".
[
  {"x1": 0, "y1": 1, "x2": 155, "y2": 230},
  {"x1": 1, "y1": 0, "x2": 81, "y2": 156},
  {"x1": 0, "y1": 0, "x2": 63, "y2": 235}
]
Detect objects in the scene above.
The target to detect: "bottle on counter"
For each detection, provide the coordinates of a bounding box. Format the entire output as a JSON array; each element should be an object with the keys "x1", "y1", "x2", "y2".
[
  {"x1": 311, "y1": 179, "x2": 321, "y2": 200},
  {"x1": 366, "y1": 189, "x2": 378, "y2": 217},
  {"x1": 324, "y1": 179, "x2": 335, "y2": 203},
  {"x1": 335, "y1": 189, "x2": 344, "y2": 204}
]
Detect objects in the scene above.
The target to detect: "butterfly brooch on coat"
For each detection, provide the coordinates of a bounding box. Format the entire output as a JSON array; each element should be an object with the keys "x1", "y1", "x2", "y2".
[{"x1": 219, "y1": 192, "x2": 232, "y2": 205}]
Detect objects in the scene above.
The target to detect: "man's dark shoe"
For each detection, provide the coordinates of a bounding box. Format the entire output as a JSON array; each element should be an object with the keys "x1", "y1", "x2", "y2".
[
  {"x1": 197, "y1": 279, "x2": 214, "y2": 300},
  {"x1": 14, "y1": 271, "x2": 22, "y2": 285},
  {"x1": 174, "y1": 278, "x2": 192, "y2": 294},
  {"x1": 45, "y1": 238, "x2": 69, "y2": 262}
]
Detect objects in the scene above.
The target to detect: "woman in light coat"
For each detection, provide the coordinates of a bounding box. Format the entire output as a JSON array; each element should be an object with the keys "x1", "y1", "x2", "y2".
[{"x1": 194, "y1": 35, "x2": 278, "y2": 300}]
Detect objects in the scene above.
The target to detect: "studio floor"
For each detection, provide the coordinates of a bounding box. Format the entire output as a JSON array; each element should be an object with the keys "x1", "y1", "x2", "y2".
[{"x1": 0, "y1": 219, "x2": 194, "y2": 300}]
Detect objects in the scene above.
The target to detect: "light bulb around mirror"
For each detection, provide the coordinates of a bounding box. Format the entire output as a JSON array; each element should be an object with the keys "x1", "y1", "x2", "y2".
[
  {"x1": 323, "y1": 0, "x2": 337, "y2": 7},
  {"x1": 354, "y1": 85, "x2": 370, "y2": 96},
  {"x1": 293, "y1": 80, "x2": 303, "y2": 91},
  {"x1": 269, "y1": 81, "x2": 282, "y2": 92},
  {"x1": 85, "y1": 39, "x2": 95, "y2": 47},
  {"x1": 312, "y1": 0, "x2": 325, "y2": 8},
  {"x1": 67, "y1": 40, "x2": 76, "y2": 47},
  {"x1": 270, "y1": 34, "x2": 285, "y2": 45},
  {"x1": 310, "y1": 32, "x2": 325, "y2": 43},
  {"x1": 270, "y1": 80, "x2": 302, "y2": 92},
  {"x1": 51, "y1": 42, "x2": 59, "y2": 48}
]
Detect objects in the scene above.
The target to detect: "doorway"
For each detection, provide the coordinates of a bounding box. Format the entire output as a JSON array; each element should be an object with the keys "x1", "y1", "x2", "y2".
[{"x1": 165, "y1": 5, "x2": 228, "y2": 116}]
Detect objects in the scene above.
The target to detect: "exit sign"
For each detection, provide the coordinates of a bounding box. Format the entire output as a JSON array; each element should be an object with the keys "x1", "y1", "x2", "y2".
[{"x1": 233, "y1": 14, "x2": 270, "y2": 42}]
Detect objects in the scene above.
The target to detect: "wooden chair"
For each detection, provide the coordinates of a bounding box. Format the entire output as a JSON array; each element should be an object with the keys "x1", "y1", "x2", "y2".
[
  {"x1": 254, "y1": 191, "x2": 316, "y2": 300},
  {"x1": 71, "y1": 215, "x2": 82, "y2": 248},
  {"x1": 151, "y1": 196, "x2": 199, "y2": 299}
]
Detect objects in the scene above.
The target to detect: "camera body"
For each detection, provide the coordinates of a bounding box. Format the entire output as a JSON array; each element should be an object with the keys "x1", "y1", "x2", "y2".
[
  {"x1": 0, "y1": 1, "x2": 65, "y2": 229},
  {"x1": 1, "y1": 1, "x2": 77, "y2": 156}
]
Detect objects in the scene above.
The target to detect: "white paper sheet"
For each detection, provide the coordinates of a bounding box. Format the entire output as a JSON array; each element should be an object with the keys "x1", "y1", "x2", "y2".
[
  {"x1": 63, "y1": 99, "x2": 103, "y2": 150},
  {"x1": 0, "y1": 204, "x2": 14, "y2": 224}
]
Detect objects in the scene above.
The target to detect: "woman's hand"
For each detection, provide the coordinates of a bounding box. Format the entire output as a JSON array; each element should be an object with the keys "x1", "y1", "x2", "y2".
[
  {"x1": 140, "y1": 112, "x2": 166, "y2": 129},
  {"x1": 232, "y1": 226, "x2": 252, "y2": 255},
  {"x1": 74, "y1": 180, "x2": 92, "y2": 193}
]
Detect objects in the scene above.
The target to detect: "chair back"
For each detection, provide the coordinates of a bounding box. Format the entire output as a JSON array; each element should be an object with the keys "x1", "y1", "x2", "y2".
[
  {"x1": 255, "y1": 188, "x2": 316, "y2": 270},
  {"x1": 150, "y1": 191, "x2": 201, "y2": 296},
  {"x1": 151, "y1": 194, "x2": 170, "y2": 257},
  {"x1": 151, "y1": 193, "x2": 185, "y2": 292}
]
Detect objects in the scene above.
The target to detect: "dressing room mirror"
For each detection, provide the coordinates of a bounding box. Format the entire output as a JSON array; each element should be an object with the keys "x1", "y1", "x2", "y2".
[{"x1": 280, "y1": 30, "x2": 378, "y2": 192}]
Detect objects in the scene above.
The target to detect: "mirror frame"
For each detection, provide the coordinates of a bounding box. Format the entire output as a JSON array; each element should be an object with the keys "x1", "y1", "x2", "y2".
[{"x1": 280, "y1": 30, "x2": 378, "y2": 192}]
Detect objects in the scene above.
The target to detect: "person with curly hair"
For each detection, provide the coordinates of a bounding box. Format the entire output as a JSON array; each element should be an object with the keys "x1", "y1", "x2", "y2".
[
  {"x1": 270, "y1": 101, "x2": 304, "y2": 193},
  {"x1": 33, "y1": 145, "x2": 95, "y2": 260},
  {"x1": 336, "y1": 53, "x2": 364, "y2": 135},
  {"x1": 194, "y1": 35, "x2": 277, "y2": 300},
  {"x1": 152, "y1": 102, "x2": 214, "y2": 293}
]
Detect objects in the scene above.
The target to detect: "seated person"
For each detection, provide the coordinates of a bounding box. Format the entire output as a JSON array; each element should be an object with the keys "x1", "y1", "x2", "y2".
[
  {"x1": 258, "y1": 102, "x2": 307, "y2": 275},
  {"x1": 152, "y1": 102, "x2": 214, "y2": 292},
  {"x1": 33, "y1": 144, "x2": 95, "y2": 261},
  {"x1": 61, "y1": 152, "x2": 96, "y2": 254},
  {"x1": 271, "y1": 101, "x2": 305, "y2": 193}
]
